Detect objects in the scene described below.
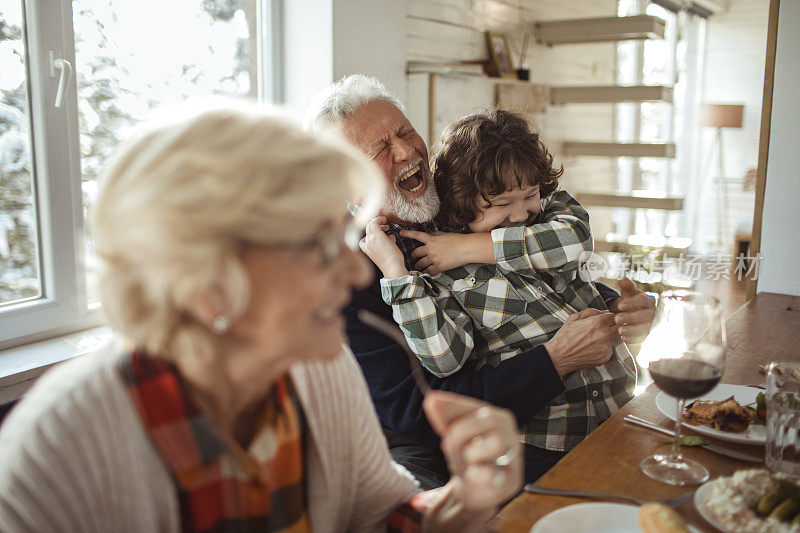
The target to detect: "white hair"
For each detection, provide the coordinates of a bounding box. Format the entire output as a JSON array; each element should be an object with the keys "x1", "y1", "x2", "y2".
[
  {"x1": 93, "y1": 105, "x2": 383, "y2": 362},
  {"x1": 304, "y1": 74, "x2": 404, "y2": 131}
]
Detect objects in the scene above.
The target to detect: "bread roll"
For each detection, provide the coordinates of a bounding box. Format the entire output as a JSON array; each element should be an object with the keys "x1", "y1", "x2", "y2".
[{"x1": 638, "y1": 503, "x2": 690, "y2": 533}]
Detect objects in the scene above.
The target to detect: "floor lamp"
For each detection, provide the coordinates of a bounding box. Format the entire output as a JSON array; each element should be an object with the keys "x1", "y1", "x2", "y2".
[{"x1": 698, "y1": 103, "x2": 744, "y2": 248}]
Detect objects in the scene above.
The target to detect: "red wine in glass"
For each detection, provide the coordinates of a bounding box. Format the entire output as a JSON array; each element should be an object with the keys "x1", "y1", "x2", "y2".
[
  {"x1": 637, "y1": 290, "x2": 726, "y2": 486},
  {"x1": 649, "y1": 359, "x2": 722, "y2": 399}
]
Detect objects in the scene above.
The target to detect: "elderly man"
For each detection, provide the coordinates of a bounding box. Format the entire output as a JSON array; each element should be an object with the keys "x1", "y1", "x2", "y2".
[{"x1": 306, "y1": 75, "x2": 655, "y2": 489}]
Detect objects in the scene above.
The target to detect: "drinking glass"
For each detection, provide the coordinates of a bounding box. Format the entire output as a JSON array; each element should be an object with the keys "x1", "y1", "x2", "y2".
[
  {"x1": 636, "y1": 290, "x2": 726, "y2": 485},
  {"x1": 765, "y1": 362, "x2": 800, "y2": 478}
]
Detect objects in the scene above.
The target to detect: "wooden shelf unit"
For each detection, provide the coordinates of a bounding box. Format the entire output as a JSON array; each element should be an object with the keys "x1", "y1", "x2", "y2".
[
  {"x1": 527, "y1": 13, "x2": 683, "y2": 255},
  {"x1": 550, "y1": 85, "x2": 673, "y2": 105},
  {"x1": 534, "y1": 15, "x2": 665, "y2": 46},
  {"x1": 561, "y1": 142, "x2": 676, "y2": 158},
  {"x1": 574, "y1": 192, "x2": 684, "y2": 211}
]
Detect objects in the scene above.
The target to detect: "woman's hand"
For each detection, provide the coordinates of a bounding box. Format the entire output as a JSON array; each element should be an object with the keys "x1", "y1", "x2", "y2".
[
  {"x1": 401, "y1": 230, "x2": 494, "y2": 275},
  {"x1": 422, "y1": 390, "x2": 523, "y2": 528},
  {"x1": 359, "y1": 216, "x2": 409, "y2": 279},
  {"x1": 609, "y1": 278, "x2": 656, "y2": 345}
]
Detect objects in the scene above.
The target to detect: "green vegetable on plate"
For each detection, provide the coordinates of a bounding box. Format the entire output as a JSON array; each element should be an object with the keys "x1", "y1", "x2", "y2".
[{"x1": 659, "y1": 435, "x2": 710, "y2": 447}]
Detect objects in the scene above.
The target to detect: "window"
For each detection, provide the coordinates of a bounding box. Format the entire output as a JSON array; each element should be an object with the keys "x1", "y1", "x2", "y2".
[
  {"x1": 1, "y1": 1, "x2": 39, "y2": 310},
  {"x1": 0, "y1": 0, "x2": 276, "y2": 349}
]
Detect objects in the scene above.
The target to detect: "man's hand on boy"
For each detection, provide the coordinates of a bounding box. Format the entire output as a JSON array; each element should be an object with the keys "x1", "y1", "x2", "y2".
[
  {"x1": 360, "y1": 216, "x2": 409, "y2": 279},
  {"x1": 609, "y1": 278, "x2": 656, "y2": 344},
  {"x1": 401, "y1": 230, "x2": 494, "y2": 274},
  {"x1": 544, "y1": 309, "x2": 619, "y2": 376}
]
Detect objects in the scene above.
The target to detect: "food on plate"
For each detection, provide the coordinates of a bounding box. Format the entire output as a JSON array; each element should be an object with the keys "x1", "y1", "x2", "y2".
[
  {"x1": 703, "y1": 469, "x2": 800, "y2": 532},
  {"x1": 758, "y1": 491, "x2": 787, "y2": 516},
  {"x1": 770, "y1": 499, "x2": 800, "y2": 523},
  {"x1": 637, "y1": 503, "x2": 690, "y2": 533},
  {"x1": 683, "y1": 396, "x2": 755, "y2": 432},
  {"x1": 756, "y1": 480, "x2": 800, "y2": 517},
  {"x1": 747, "y1": 392, "x2": 769, "y2": 424}
]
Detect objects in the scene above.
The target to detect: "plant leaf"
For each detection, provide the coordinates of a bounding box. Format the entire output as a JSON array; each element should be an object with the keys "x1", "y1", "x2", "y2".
[{"x1": 659, "y1": 436, "x2": 710, "y2": 447}]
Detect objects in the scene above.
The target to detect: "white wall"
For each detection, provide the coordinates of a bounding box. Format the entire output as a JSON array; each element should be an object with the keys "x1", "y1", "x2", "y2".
[
  {"x1": 281, "y1": 0, "x2": 406, "y2": 119},
  {"x1": 333, "y1": 1, "x2": 406, "y2": 98},
  {"x1": 282, "y1": 0, "x2": 333, "y2": 118},
  {"x1": 757, "y1": 0, "x2": 800, "y2": 297}
]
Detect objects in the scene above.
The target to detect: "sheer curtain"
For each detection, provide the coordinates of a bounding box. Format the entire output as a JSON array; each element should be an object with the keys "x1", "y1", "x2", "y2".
[{"x1": 613, "y1": 1, "x2": 707, "y2": 250}]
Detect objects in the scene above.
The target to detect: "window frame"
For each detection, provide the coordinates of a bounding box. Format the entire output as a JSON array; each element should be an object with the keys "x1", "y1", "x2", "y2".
[
  {"x1": 1, "y1": 0, "x2": 279, "y2": 351},
  {"x1": 0, "y1": 1, "x2": 95, "y2": 351}
]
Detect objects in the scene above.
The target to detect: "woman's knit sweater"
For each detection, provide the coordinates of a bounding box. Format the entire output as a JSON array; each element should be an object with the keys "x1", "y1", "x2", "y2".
[{"x1": 0, "y1": 344, "x2": 420, "y2": 532}]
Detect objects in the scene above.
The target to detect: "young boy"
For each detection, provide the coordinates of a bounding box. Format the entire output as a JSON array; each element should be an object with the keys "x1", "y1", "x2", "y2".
[{"x1": 361, "y1": 109, "x2": 636, "y2": 454}]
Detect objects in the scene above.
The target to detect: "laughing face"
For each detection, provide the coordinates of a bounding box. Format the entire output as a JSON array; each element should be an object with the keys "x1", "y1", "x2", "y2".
[
  {"x1": 468, "y1": 184, "x2": 541, "y2": 233},
  {"x1": 342, "y1": 99, "x2": 439, "y2": 225},
  {"x1": 233, "y1": 214, "x2": 372, "y2": 365}
]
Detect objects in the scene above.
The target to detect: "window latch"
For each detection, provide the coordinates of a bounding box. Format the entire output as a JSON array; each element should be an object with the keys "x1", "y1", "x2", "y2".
[{"x1": 49, "y1": 51, "x2": 72, "y2": 108}]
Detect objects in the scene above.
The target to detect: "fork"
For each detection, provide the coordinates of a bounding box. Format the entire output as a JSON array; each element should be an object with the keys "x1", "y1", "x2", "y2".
[
  {"x1": 524, "y1": 484, "x2": 694, "y2": 508},
  {"x1": 358, "y1": 309, "x2": 431, "y2": 395}
]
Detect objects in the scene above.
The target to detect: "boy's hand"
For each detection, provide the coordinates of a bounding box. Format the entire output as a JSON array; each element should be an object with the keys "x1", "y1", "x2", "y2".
[
  {"x1": 610, "y1": 278, "x2": 656, "y2": 344},
  {"x1": 401, "y1": 231, "x2": 493, "y2": 275},
  {"x1": 359, "y1": 216, "x2": 409, "y2": 279}
]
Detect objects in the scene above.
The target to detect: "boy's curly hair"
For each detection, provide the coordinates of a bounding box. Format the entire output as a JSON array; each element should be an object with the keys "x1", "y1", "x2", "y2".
[{"x1": 432, "y1": 108, "x2": 562, "y2": 228}]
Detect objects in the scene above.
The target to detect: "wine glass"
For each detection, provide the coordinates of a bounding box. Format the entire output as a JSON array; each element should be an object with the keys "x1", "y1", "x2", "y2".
[{"x1": 636, "y1": 290, "x2": 726, "y2": 486}]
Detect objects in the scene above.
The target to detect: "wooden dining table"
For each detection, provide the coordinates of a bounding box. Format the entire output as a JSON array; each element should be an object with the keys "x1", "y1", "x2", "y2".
[{"x1": 492, "y1": 292, "x2": 800, "y2": 532}]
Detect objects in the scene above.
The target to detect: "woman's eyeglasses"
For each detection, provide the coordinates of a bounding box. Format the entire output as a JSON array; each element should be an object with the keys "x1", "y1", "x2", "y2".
[{"x1": 284, "y1": 214, "x2": 363, "y2": 267}]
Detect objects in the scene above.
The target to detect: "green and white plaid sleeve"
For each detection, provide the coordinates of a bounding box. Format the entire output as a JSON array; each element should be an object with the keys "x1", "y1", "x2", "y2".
[
  {"x1": 491, "y1": 189, "x2": 593, "y2": 276},
  {"x1": 380, "y1": 274, "x2": 475, "y2": 378}
]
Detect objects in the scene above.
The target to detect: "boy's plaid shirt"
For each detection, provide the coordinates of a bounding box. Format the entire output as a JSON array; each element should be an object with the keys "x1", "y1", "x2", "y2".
[{"x1": 381, "y1": 190, "x2": 637, "y2": 452}]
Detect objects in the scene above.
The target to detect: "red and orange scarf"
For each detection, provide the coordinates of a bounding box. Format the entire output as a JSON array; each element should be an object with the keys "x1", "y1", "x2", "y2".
[
  {"x1": 119, "y1": 350, "x2": 309, "y2": 532},
  {"x1": 119, "y1": 349, "x2": 427, "y2": 532}
]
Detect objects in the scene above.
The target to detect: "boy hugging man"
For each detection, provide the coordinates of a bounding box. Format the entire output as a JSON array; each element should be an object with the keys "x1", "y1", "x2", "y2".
[{"x1": 361, "y1": 109, "x2": 636, "y2": 459}]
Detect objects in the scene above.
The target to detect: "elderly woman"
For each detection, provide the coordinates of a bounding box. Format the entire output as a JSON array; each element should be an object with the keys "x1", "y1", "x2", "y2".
[{"x1": 0, "y1": 107, "x2": 522, "y2": 531}]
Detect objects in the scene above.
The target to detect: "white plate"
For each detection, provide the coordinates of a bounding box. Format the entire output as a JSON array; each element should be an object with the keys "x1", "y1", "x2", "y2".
[
  {"x1": 655, "y1": 384, "x2": 767, "y2": 445},
  {"x1": 530, "y1": 503, "x2": 642, "y2": 533},
  {"x1": 529, "y1": 502, "x2": 702, "y2": 533},
  {"x1": 694, "y1": 480, "x2": 729, "y2": 533}
]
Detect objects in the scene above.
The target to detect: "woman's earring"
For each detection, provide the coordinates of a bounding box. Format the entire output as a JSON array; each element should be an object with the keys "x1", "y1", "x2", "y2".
[{"x1": 212, "y1": 314, "x2": 230, "y2": 334}]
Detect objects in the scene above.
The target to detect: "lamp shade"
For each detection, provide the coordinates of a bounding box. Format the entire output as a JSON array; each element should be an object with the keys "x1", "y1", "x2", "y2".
[{"x1": 698, "y1": 103, "x2": 744, "y2": 128}]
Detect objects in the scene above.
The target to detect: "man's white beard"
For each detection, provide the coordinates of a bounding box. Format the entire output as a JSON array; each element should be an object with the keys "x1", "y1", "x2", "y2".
[{"x1": 382, "y1": 178, "x2": 440, "y2": 224}]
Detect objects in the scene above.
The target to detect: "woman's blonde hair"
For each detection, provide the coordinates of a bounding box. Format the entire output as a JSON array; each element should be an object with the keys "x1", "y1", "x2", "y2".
[{"x1": 93, "y1": 105, "x2": 382, "y2": 362}]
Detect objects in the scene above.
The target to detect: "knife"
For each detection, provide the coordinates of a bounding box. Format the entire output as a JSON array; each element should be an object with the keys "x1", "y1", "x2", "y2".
[{"x1": 623, "y1": 415, "x2": 763, "y2": 463}]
